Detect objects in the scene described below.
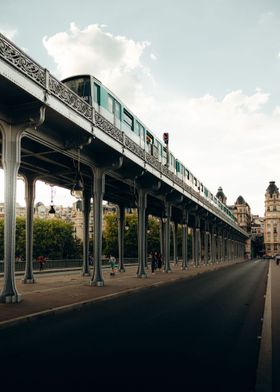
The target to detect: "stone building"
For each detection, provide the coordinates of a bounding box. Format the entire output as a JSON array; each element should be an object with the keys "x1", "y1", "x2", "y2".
[
  {"x1": 251, "y1": 215, "x2": 264, "y2": 257},
  {"x1": 216, "y1": 186, "x2": 227, "y2": 205},
  {"x1": 228, "y1": 195, "x2": 252, "y2": 259},
  {"x1": 264, "y1": 181, "x2": 280, "y2": 257}
]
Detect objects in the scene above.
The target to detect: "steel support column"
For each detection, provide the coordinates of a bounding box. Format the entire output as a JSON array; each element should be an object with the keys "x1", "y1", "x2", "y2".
[
  {"x1": 163, "y1": 202, "x2": 172, "y2": 273},
  {"x1": 194, "y1": 216, "x2": 201, "y2": 267},
  {"x1": 22, "y1": 174, "x2": 37, "y2": 284},
  {"x1": 204, "y1": 221, "x2": 209, "y2": 265},
  {"x1": 90, "y1": 167, "x2": 106, "y2": 286},
  {"x1": 173, "y1": 222, "x2": 178, "y2": 265},
  {"x1": 0, "y1": 124, "x2": 22, "y2": 303},
  {"x1": 82, "y1": 190, "x2": 91, "y2": 276},
  {"x1": 182, "y1": 210, "x2": 189, "y2": 270},
  {"x1": 137, "y1": 188, "x2": 147, "y2": 278},
  {"x1": 118, "y1": 205, "x2": 125, "y2": 272}
]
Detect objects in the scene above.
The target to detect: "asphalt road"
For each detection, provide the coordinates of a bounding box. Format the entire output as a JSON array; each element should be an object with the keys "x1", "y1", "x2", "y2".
[{"x1": 0, "y1": 260, "x2": 268, "y2": 391}]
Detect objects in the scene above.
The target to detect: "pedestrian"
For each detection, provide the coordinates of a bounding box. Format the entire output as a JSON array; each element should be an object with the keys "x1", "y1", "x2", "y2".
[
  {"x1": 275, "y1": 254, "x2": 280, "y2": 266},
  {"x1": 157, "y1": 252, "x2": 162, "y2": 270},
  {"x1": 89, "y1": 255, "x2": 94, "y2": 266},
  {"x1": 37, "y1": 255, "x2": 46, "y2": 271},
  {"x1": 151, "y1": 251, "x2": 158, "y2": 274},
  {"x1": 109, "y1": 254, "x2": 117, "y2": 276}
]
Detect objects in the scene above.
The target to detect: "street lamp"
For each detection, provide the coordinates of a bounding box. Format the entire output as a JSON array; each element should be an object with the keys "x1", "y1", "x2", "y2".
[
  {"x1": 71, "y1": 147, "x2": 84, "y2": 199},
  {"x1": 48, "y1": 185, "x2": 55, "y2": 214}
]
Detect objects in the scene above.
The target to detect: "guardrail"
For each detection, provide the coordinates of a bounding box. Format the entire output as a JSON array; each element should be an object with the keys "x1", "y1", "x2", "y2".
[{"x1": 0, "y1": 258, "x2": 139, "y2": 273}]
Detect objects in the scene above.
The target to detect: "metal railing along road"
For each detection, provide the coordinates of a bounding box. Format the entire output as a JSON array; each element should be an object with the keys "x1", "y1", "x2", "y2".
[{"x1": 0, "y1": 258, "x2": 139, "y2": 273}]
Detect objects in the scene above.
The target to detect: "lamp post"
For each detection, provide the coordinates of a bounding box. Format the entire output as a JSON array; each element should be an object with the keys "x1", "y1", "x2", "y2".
[
  {"x1": 71, "y1": 147, "x2": 84, "y2": 200},
  {"x1": 48, "y1": 185, "x2": 55, "y2": 214}
]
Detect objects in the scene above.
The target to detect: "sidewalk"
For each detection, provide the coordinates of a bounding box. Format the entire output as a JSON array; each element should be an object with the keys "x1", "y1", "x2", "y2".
[{"x1": 0, "y1": 260, "x2": 240, "y2": 329}]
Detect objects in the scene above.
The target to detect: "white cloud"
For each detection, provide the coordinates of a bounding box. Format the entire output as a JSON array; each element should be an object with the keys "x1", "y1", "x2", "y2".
[
  {"x1": 41, "y1": 23, "x2": 280, "y2": 215},
  {"x1": 43, "y1": 23, "x2": 154, "y2": 107},
  {"x1": 0, "y1": 25, "x2": 18, "y2": 40}
]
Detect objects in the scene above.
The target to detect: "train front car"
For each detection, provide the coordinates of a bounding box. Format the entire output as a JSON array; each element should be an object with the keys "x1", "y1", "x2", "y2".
[{"x1": 61, "y1": 75, "x2": 92, "y2": 105}]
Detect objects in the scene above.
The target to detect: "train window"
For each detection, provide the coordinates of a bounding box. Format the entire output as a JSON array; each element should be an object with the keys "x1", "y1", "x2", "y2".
[
  {"x1": 64, "y1": 76, "x2": 91, "y2": 103},
  {"x1": 170, "y1": 154, "x2": 175, "y2": 168},
  {"x1": 94, "y1": 83, "x2": 100, "y2": 105},
  {"x1": 146, "y1": 131, "x2": 154, "y2": 144},
  {"x1": 135, "y1": 121, "x2": 144, "y2": 137},
  {"x1": 115, "y1": 101, "x2": 121, "y2": 119},
  {"x1": 194, "y1": 177, "x2": 197, "y2": 186},
  {"x1": 123, "y1": 108, "x2": 134, "y2": 130},
  {"x1": 108, "y1": 95, "x2": 114, "y2": 113},
  {"x1": 176, "y1": 160, "x2": 181, "y2": 172}
]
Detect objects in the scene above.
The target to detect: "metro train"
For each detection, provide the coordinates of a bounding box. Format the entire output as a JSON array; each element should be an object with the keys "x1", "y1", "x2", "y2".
[{"x1": 61, "y1": 74, "x2": 237, "y2": 223}]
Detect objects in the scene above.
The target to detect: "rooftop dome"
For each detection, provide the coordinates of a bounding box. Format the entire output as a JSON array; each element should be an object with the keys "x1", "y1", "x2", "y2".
[
  {"x1": 216, "y1": 186, "x2": 226, "y2": 199},
  {"x1": 266, "y1": 181, "x2": 279, "y2": 196},
  {"x1": 236, "y1": 195, "x2": 246, "y2": 205}
]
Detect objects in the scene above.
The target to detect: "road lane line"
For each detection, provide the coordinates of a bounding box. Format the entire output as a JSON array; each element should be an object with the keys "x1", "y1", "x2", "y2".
[{"x1": 255, "y1": 261, "x2": 272, "y2": 392}]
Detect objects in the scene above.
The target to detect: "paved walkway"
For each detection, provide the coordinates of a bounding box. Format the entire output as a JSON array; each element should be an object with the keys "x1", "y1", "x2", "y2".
[{"x1": 0, "y1": 260, "x2": 240, "y2": 328}]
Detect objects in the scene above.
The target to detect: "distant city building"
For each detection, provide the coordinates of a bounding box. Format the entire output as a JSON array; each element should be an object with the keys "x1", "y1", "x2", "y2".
[
  {"x1": 0, "y1": 202, "x2": 26, "y2": 218},
  {"x1": 216, "y1": 186, "x2": 227, "y2": 205},
  {"x1": 264, "y1": 181, "x2": 280, "y2": 257},
  {"x1": 227, "y1": 194, "x2": 252, "y2": 259},
  {"x1": 251, "y1": 215, "x2": 264, "y2": 237},
  {"x1": 251, "y1": 214, "x2": 265, "y2": 257}
]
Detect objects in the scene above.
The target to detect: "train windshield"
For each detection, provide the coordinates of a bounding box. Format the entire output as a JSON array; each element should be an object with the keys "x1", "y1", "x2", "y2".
[{"x1": 63, "y1": 77, "x2": 91, "y2": 104}]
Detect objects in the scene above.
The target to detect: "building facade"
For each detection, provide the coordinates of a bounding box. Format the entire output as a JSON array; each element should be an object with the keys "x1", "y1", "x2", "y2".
[{"x1": 264, "y1": 181, "x2": 280, "y2": 257}]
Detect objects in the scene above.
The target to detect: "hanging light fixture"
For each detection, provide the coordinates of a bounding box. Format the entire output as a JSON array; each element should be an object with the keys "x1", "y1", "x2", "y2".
[
  {"x1": 49, "y1": 185, "x2": 56, "y2": 214},
  {"x1": 71, "y1": 147, "x2": 84, "y2": 199}
]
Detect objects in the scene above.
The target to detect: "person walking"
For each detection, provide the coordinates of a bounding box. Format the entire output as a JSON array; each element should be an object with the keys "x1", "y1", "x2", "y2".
[
  {"x1": 157, "y1": 252, "x2": 162, "y2": 270},
  {"x1": 109, "y1": 254, "x2": 117, "y2": 276},
  {"x1": 275, "y1": 254, "x2": 280, "y2": 266},
  {"x1": 37, "y1": 255, "x2": 47, "y2": 271},
  {"x1": 151, "y1": 251, "x2": 158, "y2": 274}
]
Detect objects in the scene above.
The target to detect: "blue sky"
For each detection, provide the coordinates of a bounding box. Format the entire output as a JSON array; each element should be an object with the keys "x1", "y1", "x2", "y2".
[{"x1": 1, "y1": 0, "x2": 280, "y2": 215}]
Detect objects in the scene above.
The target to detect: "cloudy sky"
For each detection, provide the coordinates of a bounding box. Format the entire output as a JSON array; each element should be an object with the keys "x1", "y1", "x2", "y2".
[{"x1": 1, "y1": 0, "x2": 280, "y2": 215}]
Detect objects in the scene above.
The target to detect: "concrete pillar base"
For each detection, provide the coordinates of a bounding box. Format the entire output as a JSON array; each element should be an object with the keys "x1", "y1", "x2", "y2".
[
  {"x1": 137, "y1": 273, "x2": 147, "y2": 278},
  {"x1": 22, "y1": 278, "x2": 35, "y2": 284},
  {"x1": 90, "y1": 280, "x2": 104, "y2": 287},
  {"x1": 1, "y1": 293, "x2": 22, "y2": 303}
]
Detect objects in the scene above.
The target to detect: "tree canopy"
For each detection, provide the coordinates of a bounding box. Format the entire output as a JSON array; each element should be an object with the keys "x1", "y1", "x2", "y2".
[{"x1": 0, "y1": 217, "x2": 81, "y2": 260}]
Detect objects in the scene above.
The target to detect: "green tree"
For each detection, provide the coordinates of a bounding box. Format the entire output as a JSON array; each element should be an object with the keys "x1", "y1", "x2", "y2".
[
  {"x1": 103, "y1": 213, "x2": 119, "y2": 257},
  {"x1": 147, "y1": 216, "x2": 160, "y2": 255},
  {"x1": 33, "y1": 218, "x2": 81, "y2": 259},
  {"x1": 124, "y1": 213, "x2": 138, "y2": 257},
  {"x1": 0, "y1": 217, "x2": 81, "y2": 260}
]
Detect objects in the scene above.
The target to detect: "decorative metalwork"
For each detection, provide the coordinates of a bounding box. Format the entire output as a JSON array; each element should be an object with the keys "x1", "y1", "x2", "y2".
[
  {"x1": 124, "y1": 135, "x2": 145, "y2": 159},
  {"x1": 161, "y1": 165, "x2": 174, "y2": 181},
  {"x1": 0, "y1": 33, "x2": 45, "y2": 86},
  {"x1": 49, "y1": 75, "x2": 93, "y2": 120},
  {"x1": 146, "y1": 152, "x2": 162, "y2": 171},
  {"x1": 95, "y1": 112, "x2": 123, "y2": 143}
]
